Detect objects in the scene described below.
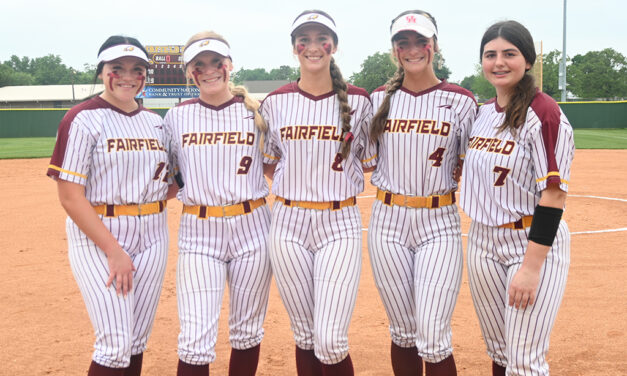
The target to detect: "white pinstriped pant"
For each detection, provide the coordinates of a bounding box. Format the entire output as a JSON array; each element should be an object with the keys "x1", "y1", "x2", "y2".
[
  {"x1": 67, "y1": 212, "x2": 168, "y2": 368},
  {"x1": 176, "y1": 205, "x2": 272, "y2": 365},
  {"x1": 368, "y1": 200, "x2": 463, "y2": 363},
  {"x1": 269, "y1": 202, "x2": 362, "y2": 365},
  {"x1": 467, "y1": 221, "x2": 570, "y2": 376}
]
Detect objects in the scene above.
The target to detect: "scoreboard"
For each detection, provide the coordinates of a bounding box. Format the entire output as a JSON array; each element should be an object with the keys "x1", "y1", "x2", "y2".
[{"x1": 139, "y1": 45, "x2": 199, "y2": 98}]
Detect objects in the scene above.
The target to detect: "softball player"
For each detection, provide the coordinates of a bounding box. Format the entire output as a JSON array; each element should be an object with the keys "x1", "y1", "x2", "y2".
[
  {"x1": 261, "y1": 10, "x2": 376, "y2": 375},
  {"x1": 368, "y1": 10, "x2": 477, "y2": 376},
  {"x1": 47, "y1": 36, "x2": 169, "y2": 376},
  {"x1": 165, "y1": 31, "x2": 272, "y2": 376},
  {"x1": 460, "y1": 21, "x2": 574, "y2": 376}
]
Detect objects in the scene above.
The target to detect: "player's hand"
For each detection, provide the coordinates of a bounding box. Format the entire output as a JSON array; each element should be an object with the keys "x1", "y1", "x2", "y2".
[
  {"x1": 508, "y1": 266, "x2": 540, "y2": 309},
  {"x1": 105, "y1": 247, "x2": 136, "y2": 296}
]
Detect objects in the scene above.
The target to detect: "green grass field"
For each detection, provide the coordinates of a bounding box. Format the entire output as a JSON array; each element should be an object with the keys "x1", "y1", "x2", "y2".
[
  {"x1": 573, "y1": 129, "x2": 627, "y2": 149},
  {"x1": 0, "y1": 137, "x2": 57, "y2": 159},
  {"x1": 0, "y1": 129, "x2": 625, "y2": 159}
]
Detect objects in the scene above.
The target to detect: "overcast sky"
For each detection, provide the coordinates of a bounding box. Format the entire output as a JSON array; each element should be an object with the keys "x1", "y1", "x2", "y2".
[{"x1": 1, "y1": 0, "x2": 624, "y2": 83}]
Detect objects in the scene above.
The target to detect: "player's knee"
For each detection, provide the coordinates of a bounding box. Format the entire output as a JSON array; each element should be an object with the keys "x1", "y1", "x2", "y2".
[{"x1": 315, "y1": 334, "x2": 349, "y2": 365}]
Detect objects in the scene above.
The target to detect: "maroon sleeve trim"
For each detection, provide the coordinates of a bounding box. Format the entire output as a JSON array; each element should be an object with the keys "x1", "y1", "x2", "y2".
[
  {"x1": 530, "y1": 92, "x2": 562, "y2": 185},
  {"x1": 47, "y1": 98, "x2": 100, "y2": 178}
]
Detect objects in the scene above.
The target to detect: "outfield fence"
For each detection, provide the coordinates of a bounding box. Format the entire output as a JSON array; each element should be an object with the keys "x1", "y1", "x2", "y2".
[{"x1": 0, "y1": 102, "x2": 624, "y2": 138}]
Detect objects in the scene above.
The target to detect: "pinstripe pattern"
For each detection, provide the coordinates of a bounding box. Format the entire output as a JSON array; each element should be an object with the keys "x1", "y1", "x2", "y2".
[
  {"x1": 269, "y1": 202, "x2": 362, "y2": 365},
  {"x1": 371, "y1": 82, "x2": 477, "y2": 196},
  {"x1": 368, "y1": 200, "x2": 462, "y2": 363},
  {"x1": 164, "y1": 97, "x2": 269, "y2": 205},
  {"x1": 48, "y1": 96, "x2": 170, "y2": 205},
  {"x1": 467, "y1": 221, "x2": 570, "y2": 375},
  {"x1": 48, "y1": 96, "x2": 170, "y2": 368},
  {"x1": 260, "y1": 82, "x2": 373, "y2": 365},
  {"x1": 176, "y1": 207, "x2": 272, "y2": 364},
  {"x1": 260, "y1": 83, "x2": 376, "y2": 202},
  {"x1": 367, "y1": 82, "x2": 474, "y2": 364},
  {"x1": 67, "y1": 212, "x2": 168, "y2": 368},
  {"x1": 461, "y1": 91, "x2": 574, "y2": 375},
  {"x1": 165, "y1": 97, "x2": 272, "y2": 365},
  {"x1": 460, "y1": 92, "x2": 575, "y2": 226}
]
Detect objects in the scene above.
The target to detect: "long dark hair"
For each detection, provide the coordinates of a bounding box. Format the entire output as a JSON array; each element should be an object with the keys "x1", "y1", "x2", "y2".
[
  {"x1": 480, "y1": 20, "x2": 536, "y2": 135},
  {"x1": 94, "y1": 35, "x2": 148, "y2": 82}
]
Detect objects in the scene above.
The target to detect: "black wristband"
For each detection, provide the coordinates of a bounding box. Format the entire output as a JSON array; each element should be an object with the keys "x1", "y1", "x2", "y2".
[
  {"x1": 174, "y1": 172, "x2": 185, "y2": 188},
  {"x1": 528, "y1": 205, "x2": 563, "y2": 246}
]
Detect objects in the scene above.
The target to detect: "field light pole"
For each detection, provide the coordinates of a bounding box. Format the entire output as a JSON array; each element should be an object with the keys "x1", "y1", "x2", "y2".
[{"x1": 559, "y1": 0, "x2": 568, "y2": 101}]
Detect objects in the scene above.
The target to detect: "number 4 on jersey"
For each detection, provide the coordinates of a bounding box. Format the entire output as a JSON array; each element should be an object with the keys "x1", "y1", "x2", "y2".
[{"x1": 428, "y1": 147, "x2": 446, "y2": 167}]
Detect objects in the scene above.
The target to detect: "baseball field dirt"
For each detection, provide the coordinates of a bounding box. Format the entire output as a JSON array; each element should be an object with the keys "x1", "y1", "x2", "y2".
[{"x1": 1, "y1": 149, "x2": 625, "y2": 375}]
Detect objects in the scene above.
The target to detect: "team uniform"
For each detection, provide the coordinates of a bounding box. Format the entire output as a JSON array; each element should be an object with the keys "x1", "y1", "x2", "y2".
[
  {"x1": 47, "y1": 95, "x2": 170, "y2": 368},
  {"x1": 368, "y1": 82, "x2": 477, "y2": 362},
  {"x1": 164, "y1": 96, "x2": 272, "y2": 365},
  {"x1": 261, "y1": 82, "x2": 376, "y2": 364},
  {"x1": 460, "y1": 91, "x2": 574, "y2": 375}
]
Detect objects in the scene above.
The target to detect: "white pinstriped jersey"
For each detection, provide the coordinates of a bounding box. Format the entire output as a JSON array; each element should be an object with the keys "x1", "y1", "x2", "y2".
[
  {"x1": 164, "y1": 97, "x2": 269, "y2": 206},
  {"x1": 260, "y1": 82, "x2": 376, "y2": 201},
  {"x1": 371, "y1": 82, "x2": 477, "y2": 196},
  {"x1": 47, "y1": 96, "x2": 169, "y2": 205},
  {"x1": 460, "y1": 90, "x2": 575, "y2": 226}
]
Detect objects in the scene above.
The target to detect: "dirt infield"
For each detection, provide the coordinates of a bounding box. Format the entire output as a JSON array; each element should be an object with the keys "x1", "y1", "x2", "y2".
[{"x1": 1, "y1": 149, "x2": 626, "y2": 375}]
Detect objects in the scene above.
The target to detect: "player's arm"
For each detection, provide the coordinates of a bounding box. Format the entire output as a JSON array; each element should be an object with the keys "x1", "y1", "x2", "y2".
[
  {"x1": 509, "y1": 183, "x2": 566, "y2": 309},
  {"x1": 57, "y1": 179, "x2": 135, "y2": 296},
  {"x1": 166, "y1": 182, "x2": 180, "y2": 200},
  {"x1": 263, "y1": 163, "x2": 277, "y2": 180}
]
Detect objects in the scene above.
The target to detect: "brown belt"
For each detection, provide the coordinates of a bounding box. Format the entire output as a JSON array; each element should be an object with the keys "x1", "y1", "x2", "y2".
[
  {"x1": 183, "y1": 197, "x2": 266, "y2": 218},
  {"x1": 276, "y1": 196, "x2": 356, "y2": 210},
  {"x1": 93, "y1": 200, "x2": 167, "y2": 217},
  {"x1": 499, "y1": 216, "x2": 533, "y2": 230},
  {"x1": 376, "y1": 189, "x2": 456, "y2": 209}
]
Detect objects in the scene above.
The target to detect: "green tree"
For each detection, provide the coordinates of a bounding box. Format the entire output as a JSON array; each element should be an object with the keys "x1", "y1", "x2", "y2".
[
  {"x1": 231, "y1": 68, "x2": 271, "y2": 85},
  {"x1": 541, "y1": 49, "x2": 562, "y2": 100},
  {"x1": 30, "y1": 54, "x2": 71, "y2": 85},
  {"x1": 465, "y1": 64, "x2": 495, "y2": 102},
  {"x1": 434, "y1": 52, "x2": 451, "y2": 80},
  {"x1": 459, "y1": 74, "x2": 476, "y2": 92},
  {"x1": 567, "y1": 48, "x2": 627, "y2": 99},
  {"x1": 349, "y1": 52, "x2": 396, "y2": 93},
  {"x1": 6, "y1": 55, "x2": 32, "y2": 73},
  {"x1": 268, "y1": 65, "x2": 299, "y2": 81},
  {"x1": 0, "y1": 64, "x2": 35, "y2": 87}
]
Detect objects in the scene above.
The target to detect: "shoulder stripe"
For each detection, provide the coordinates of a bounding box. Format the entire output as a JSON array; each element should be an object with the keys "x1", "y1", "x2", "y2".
[{"x1": 48, "y1": 164, "x2": 87, "y2": 179}]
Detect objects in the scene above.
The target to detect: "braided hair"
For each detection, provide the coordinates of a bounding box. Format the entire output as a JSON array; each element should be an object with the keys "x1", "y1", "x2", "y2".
[{"x1": 329, "y1": 57, "x2": 353, "y2": 159}]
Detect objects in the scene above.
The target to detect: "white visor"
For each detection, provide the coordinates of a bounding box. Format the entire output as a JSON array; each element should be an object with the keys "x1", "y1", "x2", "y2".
[
  {"x1": 390, "y1": 13, "x2": 438, "y2": 39},
  {"x1": 97, "y1": 44, "x2": 149, "y2": 64},
  {"x1": 291, "y1": 12, "x2": 337, "y2": 37},
  {"x1": 183, "y1": 39, "x2": 231, "y2": 65}
]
